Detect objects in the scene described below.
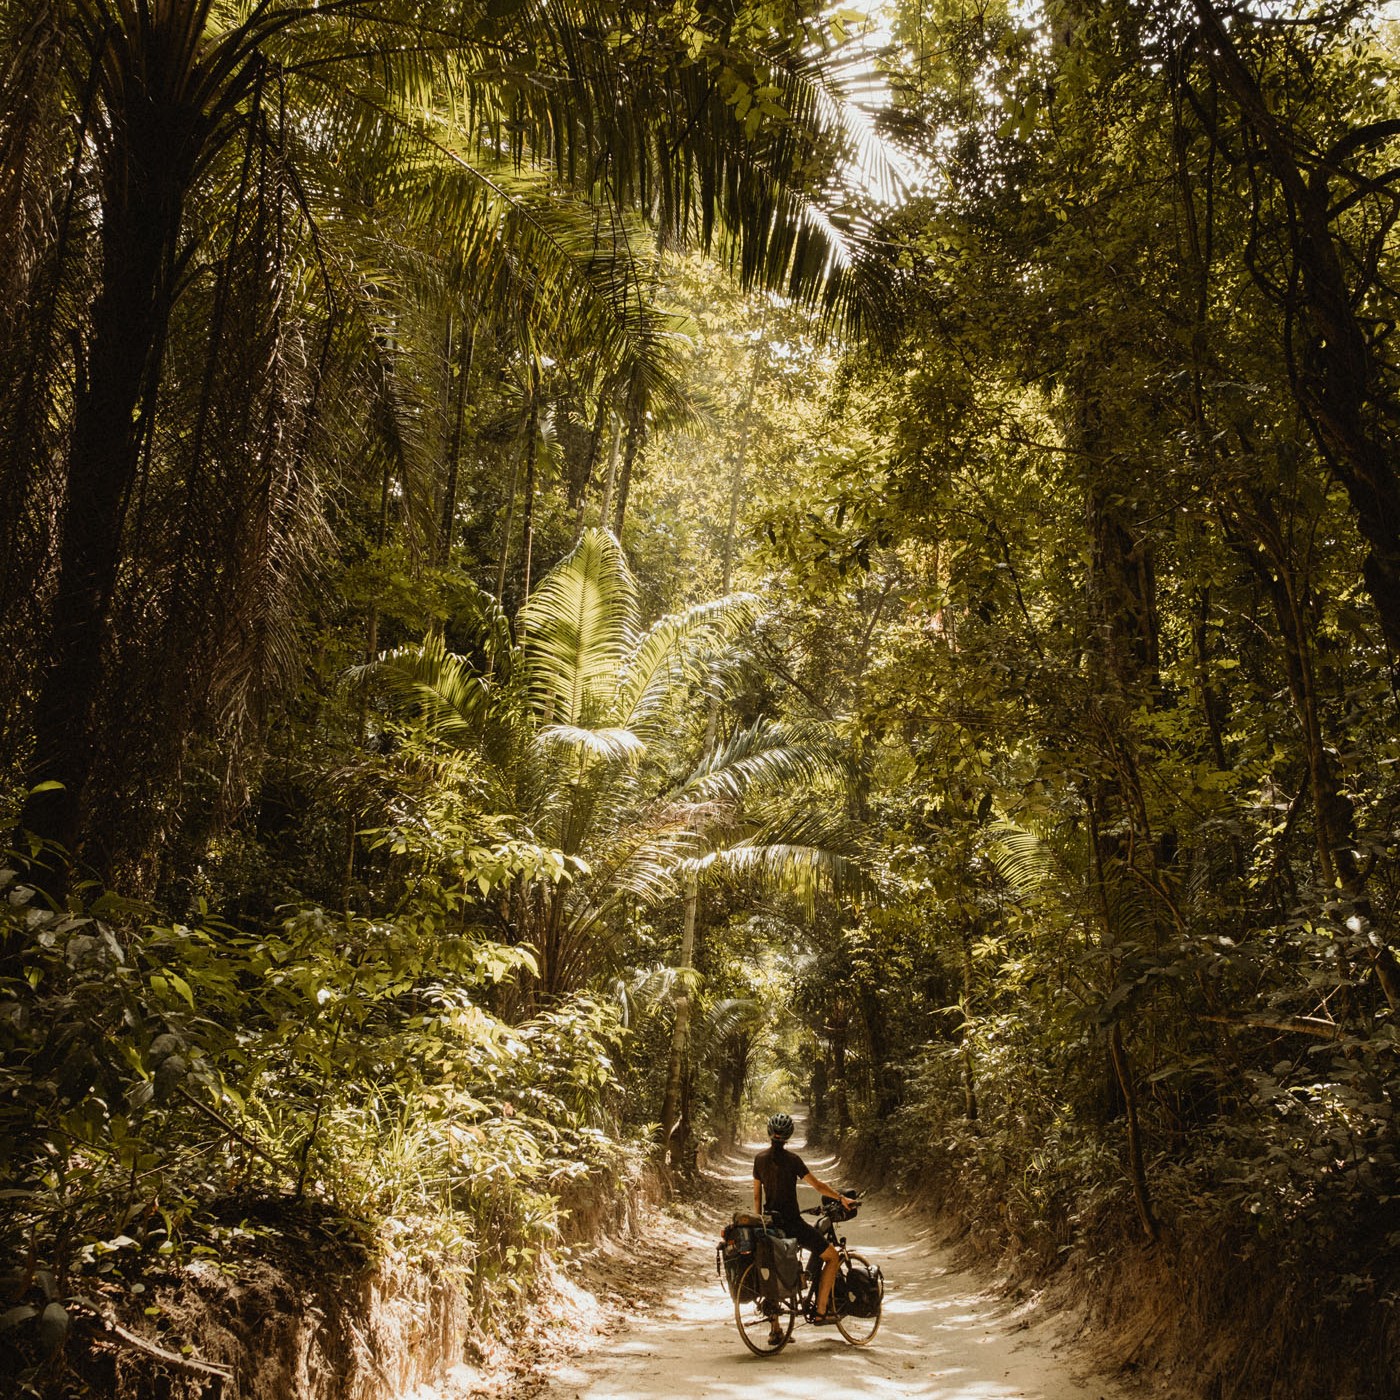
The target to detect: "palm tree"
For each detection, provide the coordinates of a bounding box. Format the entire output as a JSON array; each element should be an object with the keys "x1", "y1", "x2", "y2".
[
  {"x1": 374, "y1": 529, "x2": 854, "y2": 1002},
  {"x1": 0, "y1": 0, "x2": 897, "y2": 890}
]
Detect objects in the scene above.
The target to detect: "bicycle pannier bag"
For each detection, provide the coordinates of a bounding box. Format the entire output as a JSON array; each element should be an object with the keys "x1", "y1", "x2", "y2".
[
  {"x1": 835, "y1": 1260, "x2": 882, "y2": 1317},
  {"x1": 717, "y1": 1214, "x2": 761, "y2": 1300},
  {"x1": 755, "y1": 1230, "x2": 803, "y2": 1301}
]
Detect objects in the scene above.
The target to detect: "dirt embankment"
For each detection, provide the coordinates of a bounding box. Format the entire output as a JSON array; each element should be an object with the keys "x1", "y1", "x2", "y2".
[{"x1": 12, "y1": 1165, "x2": 665, "y2": 1400}]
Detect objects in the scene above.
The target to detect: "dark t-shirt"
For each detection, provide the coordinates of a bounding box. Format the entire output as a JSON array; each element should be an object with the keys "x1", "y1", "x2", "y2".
[{"x1": 753, "y1": 1144, "x2": 808, "y2": 1223}]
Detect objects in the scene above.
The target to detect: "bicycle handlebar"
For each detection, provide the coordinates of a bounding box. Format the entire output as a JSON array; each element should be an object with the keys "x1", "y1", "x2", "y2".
[{"x1": 803, "y1": 1200, "x2": 861, "y2": 1220}]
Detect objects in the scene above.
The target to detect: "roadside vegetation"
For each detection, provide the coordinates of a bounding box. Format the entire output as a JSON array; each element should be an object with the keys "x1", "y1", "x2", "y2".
[{"x1": 4, "y1": 1, "x2": 1400, "y2": 1397}]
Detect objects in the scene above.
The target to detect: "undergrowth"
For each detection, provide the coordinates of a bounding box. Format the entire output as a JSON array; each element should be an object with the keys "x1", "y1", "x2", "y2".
[
  {"x1": 854, "y1": 998, "x2": 1400, "y2": 1399},
  {"x1": 0, "y1": 869, "x2": 641, "y2": 1393}
]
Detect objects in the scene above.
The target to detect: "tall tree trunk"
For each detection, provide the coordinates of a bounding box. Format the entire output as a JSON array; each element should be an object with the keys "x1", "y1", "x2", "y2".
[
  {"x1": 661, "y1": 876, "x2": 699, "y2": 1170},
  {"x1": 830, "y1": 1007, "x2": 850, "y2": 1136},
  {"x1": 810, "y1": 1056, "x2": 829, "y2": 1143},
  {"x1": 720, "y1": 316, "x2": 767, "y2": 592},
  {"x1": 1109, "y1": 1023, "x2": 1159, "y2": 1240},
  {"x1": 1073, "y1": 357, "x2": 1163, "y2": 1240},
  {"x1": 494, "y1": 427, "x2": 527, "y2": 603},
  {"x1": 1190, "y1": 0, "x2": 1400, "y2": 654},
  {"x1": 571, "y1": 393, "x2": 608, "y2": 532},
  {"x1": 520, "y1": 395, "x2": 540, "y2": 604},
  {"x1": 611, "y1": 401, "x2": 641, "y2": 541},
  {"x1": 16, "y1": 109, "x2": 186, "y2": 886},
  {"x1": 342, "y1": 456, "x2": 392, "y2": 909},
  {"x1": 726, "y1": 1037, "x2": 749, "y2": 1144},
  {"x1": 1088, "y1": 793, "x2": 1159, "y2": 1241},
  {"x1": 597, "y1": 411, "x2": 621, "y2": 533},
  {"x1": 959, "y1": 925, "x2": 979, "y2": 1122},
  {"x1": 437, "y1": 315, "x2": 475, "y2": 567}
]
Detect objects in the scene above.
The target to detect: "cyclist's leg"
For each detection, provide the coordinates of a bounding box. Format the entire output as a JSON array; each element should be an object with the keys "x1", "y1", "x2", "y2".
[
  {"x1": 768, "y1": 1306, "x2": 785, "y2": 1344},
  {"x1": 815, "y1": 1243, "x2": 840, "y2": 1318}
]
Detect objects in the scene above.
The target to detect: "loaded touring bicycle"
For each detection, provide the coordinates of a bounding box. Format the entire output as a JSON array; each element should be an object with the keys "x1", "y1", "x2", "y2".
[{"x1": 717, "y1": 1190, "x2": 883, "y2": 1355}]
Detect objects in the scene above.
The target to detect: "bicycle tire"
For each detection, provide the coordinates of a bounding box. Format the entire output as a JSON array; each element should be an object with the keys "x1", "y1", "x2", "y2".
[
  {"x1": 832, "y1": 1251, "x2": 883, "y2": 1347},
  {"x1": 734, "y1": 1262, "x2": 795, "y2": 1356}
]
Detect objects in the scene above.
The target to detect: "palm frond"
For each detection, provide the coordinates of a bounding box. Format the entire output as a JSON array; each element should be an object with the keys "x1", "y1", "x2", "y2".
[
  {"x1": 681, "y1": 799, "x2": 865, "y2": 902},
  {"x1": 535, "y1": 723, "x2": 647, "y2": 763},
  {"x1": 778, "y1": 44, "x2": 920, "y2": 208},
  {"x1": 685, "y1": 717, "x2": 846, "y2": 804},
  {"x1": 697, "y1": 996, "x2": 763, "y2": 1051},
  {"x1": 610, "y1": 963, "x2": 684, "y2": 1026},
  {"x1": 615, "y1": 593, "x2": 756, "y2": 733},
  {"x1": 367, "y1": 634, "x2": 494, "y2": 743},
  {"x1": 520, "y1": 528, "x2": 639, "y2": 725},
  {"x1": 987, "y1": 818, "x2": 1087, "y2": 900}
]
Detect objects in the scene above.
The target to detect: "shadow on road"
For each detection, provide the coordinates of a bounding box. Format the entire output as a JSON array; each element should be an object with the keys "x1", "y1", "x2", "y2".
[{"x1": 531, "y1": 1115, "x2": 1115, "y2": 1400}]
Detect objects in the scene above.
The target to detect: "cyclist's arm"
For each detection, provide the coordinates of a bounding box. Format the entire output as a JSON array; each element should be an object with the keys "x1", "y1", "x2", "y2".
[
  {"x1": 802, "y1": 1172, "x2": 855, "y2": 1208},
  {"x1": 753, "y1": 1177, "x2": 763, "y2": 1216}
]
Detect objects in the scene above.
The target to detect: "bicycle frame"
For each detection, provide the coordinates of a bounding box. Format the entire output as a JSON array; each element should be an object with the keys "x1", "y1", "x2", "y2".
[{"x1": 729, "y1": 1197, "x2": 882, "y2": 1353}]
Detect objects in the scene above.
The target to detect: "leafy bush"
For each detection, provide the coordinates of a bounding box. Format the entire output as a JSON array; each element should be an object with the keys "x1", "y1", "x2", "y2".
[{"x1": 0, "y1": 862, "x2": 639, "y2": 1377}]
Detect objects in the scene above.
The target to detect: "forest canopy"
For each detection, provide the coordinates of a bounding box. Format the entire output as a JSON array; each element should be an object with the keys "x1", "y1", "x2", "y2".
[{"x1": 4, "y1": 0, "x2": 1400, "y2": 1395}]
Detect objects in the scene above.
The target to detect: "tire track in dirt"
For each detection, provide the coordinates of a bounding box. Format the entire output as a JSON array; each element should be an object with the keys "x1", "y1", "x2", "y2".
[{"x1": 523, "y1": 1136, "x2": 1129, "y2": 1400}]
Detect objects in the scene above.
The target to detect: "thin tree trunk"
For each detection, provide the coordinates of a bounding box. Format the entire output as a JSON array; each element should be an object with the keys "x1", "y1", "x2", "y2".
[
  {"x1": 437, "y1": 315, "x2": 475, "y2": 567},
  {"x1": 342, "y1": 456, "x2": 392, "y2": 909},
  {"x1": 611, "y1": 404, "x2": 641, "y2": 541},
  {"x1": 572, "y1": 393, "x2": 608, "y2": 534},
  {"x1": 730, "y1": 1037, "x2": 748, "y2": 1142},
  {"x1": 831, "y1": 1009, "x2": 850, "y2": 1135},
  {"x1": 721, "y1": 311, "x2": 768, "y2": 593},
  {"x1": 1109, "y1": 1023, "x2": 1160, "y2": 1242},
  {"x1": 1191, "y1": 589, "x2": 1229, "y2": 771},
  {"x1": 661, "y1": 876, "x2": 699, "y2": 1170},
  {"x1": 810, "y1": 1057, "x2": 829, "y2": 1143},
  {"x1": 960, "y1": 926, "x2": 979, "y2": 1122},
  {"x1": 1088, "y1": 794, "x2": 1157, "y2": 1239},
  {"x1": 520, "y1": 395, "x2": 540, "y2": 603},
  {"x1": 494, "y1": 439, "x2": 526, "y2": 603},
  {"x1": 597, "y1": 411, "x2": 621, "y2": 533}
]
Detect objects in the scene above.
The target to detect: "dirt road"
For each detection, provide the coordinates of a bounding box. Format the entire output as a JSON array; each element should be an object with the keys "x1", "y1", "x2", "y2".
[{"x1": 527, "y1": 1138, "x2": 1124, "y2": 1400}]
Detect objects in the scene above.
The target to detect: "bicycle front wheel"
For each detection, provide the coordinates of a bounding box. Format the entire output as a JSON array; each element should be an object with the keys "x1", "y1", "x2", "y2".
[
  {"x1": 734, "y1": 1263, "x2": 795, "y2": 1356},
  {"x1": 832, "y1": 1251, "x2": 883, "y2": 1346}
]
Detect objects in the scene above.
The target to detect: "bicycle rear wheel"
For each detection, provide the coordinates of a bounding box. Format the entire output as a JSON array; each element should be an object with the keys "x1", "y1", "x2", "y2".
[
  {"x1": 832, "y1": 1251, "x2": 883, "y2": 1346},
  {"x1": 734, "y1": 1263, "x2": 795, "y2": 1356}
]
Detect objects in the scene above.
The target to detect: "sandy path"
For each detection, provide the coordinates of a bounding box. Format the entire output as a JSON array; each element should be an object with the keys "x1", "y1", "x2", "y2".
[{"x1": 529, "y1": 1138, "x2": 1124, "y2": 1400}]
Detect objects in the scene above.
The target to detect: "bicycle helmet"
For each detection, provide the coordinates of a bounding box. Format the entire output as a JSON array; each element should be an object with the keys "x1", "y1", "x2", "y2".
[{"x1": 766, "y1": 1112, "x2": 794, "y2": 1142}]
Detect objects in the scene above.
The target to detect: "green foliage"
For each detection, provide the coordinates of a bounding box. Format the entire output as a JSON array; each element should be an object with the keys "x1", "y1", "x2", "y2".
[
  {"x1": 371, "y1": 529, "x2": 854, "y2": 1002},
  {"x1": 0, "y1": 858, "x2": 634, "y2": 1374},
  {"x1": 7, "y1": 0, "x2": 1400, "y2": 1392},
  {"x1": 634, "y1": 7, "x2": 1400, "y2": 1389}
]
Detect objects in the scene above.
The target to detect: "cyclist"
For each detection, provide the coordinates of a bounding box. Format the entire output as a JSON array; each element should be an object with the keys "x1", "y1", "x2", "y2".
[{"x1": 752, "y1": 1111, "x2": 856, "y2": 1334}]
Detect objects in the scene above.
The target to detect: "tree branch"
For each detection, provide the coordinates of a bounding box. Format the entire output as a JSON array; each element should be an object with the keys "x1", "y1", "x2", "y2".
[{"x1": 1199, "y1": 1012, "x2": 1342, "y2": 1039}]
